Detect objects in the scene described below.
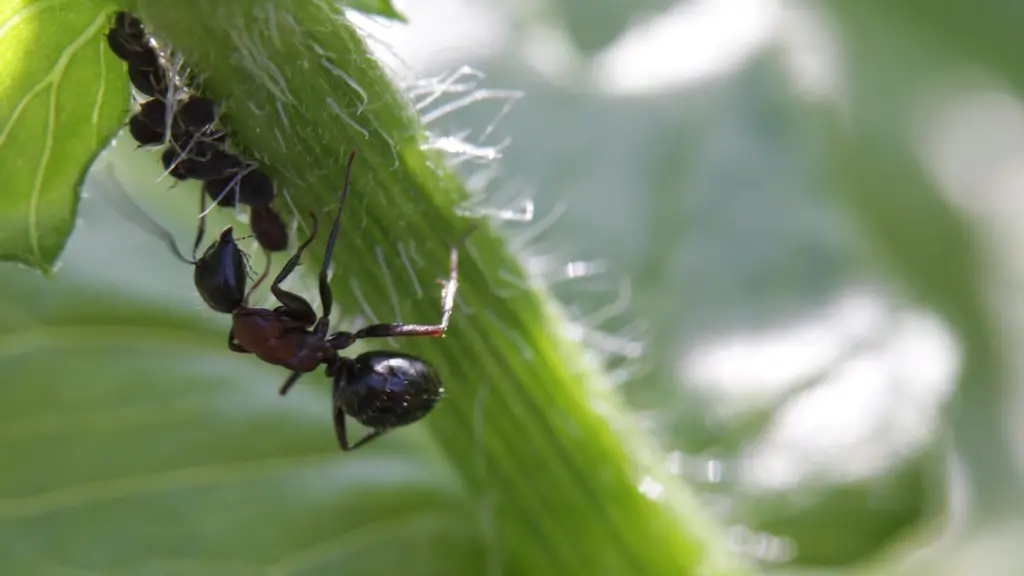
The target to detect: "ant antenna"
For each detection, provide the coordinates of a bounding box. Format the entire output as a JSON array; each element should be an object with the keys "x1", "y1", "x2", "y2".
[
  {"x1": 315, "y1": 150, "x2": 358, "y2": 318},
  {"x1": 192, "y1": 190, "x2": 208, "y2": 261},
  {"x1": 321, "y1": 151, "x2": 358, "y2": 277},
  {"x1": 103, "y1": 168, "x2": 195, "y2": 265}
]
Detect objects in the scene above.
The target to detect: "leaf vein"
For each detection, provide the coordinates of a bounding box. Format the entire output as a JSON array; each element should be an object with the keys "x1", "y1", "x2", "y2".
[{"x1": 0, "y1": 452, "x2": 335, "y2": 519}]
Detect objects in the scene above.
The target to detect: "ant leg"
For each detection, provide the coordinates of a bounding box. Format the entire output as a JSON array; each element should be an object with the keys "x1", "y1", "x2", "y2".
[
  {"x1": 332, "y1": 403, "x2": 350, "y2": 450},
  {"x1": 347, "y1": 429, "x2": 387, "y2": 452},
  {"x1": 330, "y1": 362, "x2": 387, "y2": 451},
  {"x1": 314, "y1": 150, "x2": 358, "y2": 322},
  {"x1": 327, "y1": 231, "x2": 467, "y2": 350},
  {"x1": 331, "y1": 369, "x2": 351, "y2": 450},
  {"x1": 268, "y1": 214, "x2": 319, "y2": 326},
  {"x1": 227, "y1": 328, "x2": 250, "y2": 354},
  {"x1": 278, "y1": 371, "x2": 303, "y2": 396}
]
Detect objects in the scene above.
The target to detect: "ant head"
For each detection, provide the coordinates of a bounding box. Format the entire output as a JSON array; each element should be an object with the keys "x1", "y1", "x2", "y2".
[{"x1": 193, "y1": 226, "x2": 248, "y2": 314}]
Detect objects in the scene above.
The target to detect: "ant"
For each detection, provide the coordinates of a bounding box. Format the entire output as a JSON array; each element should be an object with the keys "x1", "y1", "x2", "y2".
[{"x1": 227, "y1": 150, "x2": 470, "y2": 451}]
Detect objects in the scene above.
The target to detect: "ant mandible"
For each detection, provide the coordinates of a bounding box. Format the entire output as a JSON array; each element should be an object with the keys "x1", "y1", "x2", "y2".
[{"x1": 228, "y1": 150, "x2": 469, "y2": 451}]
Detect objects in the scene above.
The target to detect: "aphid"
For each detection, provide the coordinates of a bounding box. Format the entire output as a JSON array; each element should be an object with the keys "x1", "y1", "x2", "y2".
[
  {"x1": 176, "y1": 96, "x2": 218, "y2": 132},
  {"x1": 203, "y1": 167, "x2": 276, "y2": 210},
  {"x1": 237, "y1": 169, "x2": 275, "y2": 208},
  {"x1": 106, "y1": 11, "x2": 150, "y2": 62},
  {"x1": 203, "y1": 174, "x2": 241, "y2": 208},
  {"x1": 128, "y1": 60, "x2": 169, "y2": 99},
  {"x1": 128, "y1": 114, "x2": 164, "y2": 147},
  {"x1": 249, "y1": 205, "x2": 289, "y2": 252},
  {"x1": 227, "y1": 151, "x2": 469, "y2": 451},
  {"x1": 161, "y1": 146, "x2": 190, "y2": 180},
  {"x1": 106, "y1": 11, "x2": 169, "y2": 99},
  {"x1": 162, "y1": 140, "x2": 245, "y2": 182},
  {"x1": 136, "y1": 98, "x2": 168, "y2": 128}
]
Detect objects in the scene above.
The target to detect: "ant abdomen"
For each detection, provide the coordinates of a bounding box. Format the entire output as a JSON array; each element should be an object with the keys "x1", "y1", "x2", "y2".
[
  {"x1": 335, "y1": 352, "x2": 444, "y2": 430},
  {"x1": 193, "y1": 227, "x2": 248, "y2": 313}
]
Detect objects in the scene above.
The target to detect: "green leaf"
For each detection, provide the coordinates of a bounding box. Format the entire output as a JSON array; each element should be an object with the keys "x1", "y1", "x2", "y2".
[
  {"x1": 0, "y1": 181, "x2": 482, "y2": 574},
  {"x1": 342, "y1": 0, "x2": 406, "y2": 22},
  {"x1": 819, "y1": 0, "x2": 1021, "y2": 522},
  {"x1": 0, "y1": 0, "x2": 128, "y2": 273},
  {"x1": 0, "y1": 1, "x2": 751, "y2": 575}
]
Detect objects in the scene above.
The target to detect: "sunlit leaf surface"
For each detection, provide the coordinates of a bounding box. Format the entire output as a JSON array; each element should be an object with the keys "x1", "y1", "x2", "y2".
[{"x1": 0, "y1": 0, "x2": 127, "y2": 272}]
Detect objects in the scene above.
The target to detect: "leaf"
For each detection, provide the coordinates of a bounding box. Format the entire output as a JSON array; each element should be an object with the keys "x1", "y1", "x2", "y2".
[
  {"x1": 0, "y1": 175, "x2": 482, "y2": 574},
  {"x1": 819, "y1": 0, "x2": 1021, "y2": 521},
  {"x1": 0, "y1": 0, "x2": 128, "y2": 273},
  {"x1": 1, "y1": 1, "x2": 752, "y2": 575},
  {"x1": 342, "y1": 0, "x2": 406, "y2": 22}
]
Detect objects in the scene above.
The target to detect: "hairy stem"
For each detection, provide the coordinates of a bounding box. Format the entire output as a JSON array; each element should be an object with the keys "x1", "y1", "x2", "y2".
[{"x1": 131, "y1": 0, "x2": 751, "y2": 573}]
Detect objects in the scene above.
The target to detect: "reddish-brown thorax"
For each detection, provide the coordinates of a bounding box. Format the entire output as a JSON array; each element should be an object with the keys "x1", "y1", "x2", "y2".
[{"x1": 232, "y1": 308, "x2": 331, "y2": 372}]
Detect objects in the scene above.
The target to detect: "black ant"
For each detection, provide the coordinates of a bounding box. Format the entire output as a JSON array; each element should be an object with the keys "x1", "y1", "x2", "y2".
[{"x1": 227, "y1": 151, "x2": 469, "y2": 451}]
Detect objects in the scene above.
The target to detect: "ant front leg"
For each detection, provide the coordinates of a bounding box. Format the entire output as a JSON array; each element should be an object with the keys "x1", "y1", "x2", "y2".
[
  {"x1": 327, "y1": 236, "x2": 465, "y2": 351},
  {"x1": 268, "y1": 214, "x2": 320, "y2": 326},
  {"x1": 311, "y1": 151, "x2": 359, "y2": 327}
]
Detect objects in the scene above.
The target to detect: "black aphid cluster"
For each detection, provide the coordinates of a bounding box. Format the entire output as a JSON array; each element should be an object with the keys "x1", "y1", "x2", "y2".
[{"x1": 106, "y1": 11, "x2": 288, "y2": 254}]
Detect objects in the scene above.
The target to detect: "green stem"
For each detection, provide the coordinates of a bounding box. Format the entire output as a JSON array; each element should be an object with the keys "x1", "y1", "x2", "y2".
[{"x1": 130, "y1": 0, "x2": 751, "y2": 573}]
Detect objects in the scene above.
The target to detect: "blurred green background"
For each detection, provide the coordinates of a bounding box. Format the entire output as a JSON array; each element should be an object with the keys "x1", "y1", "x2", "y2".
[{"x1": 4, "y1": 0, "x2": 1024, "y2": 573}]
